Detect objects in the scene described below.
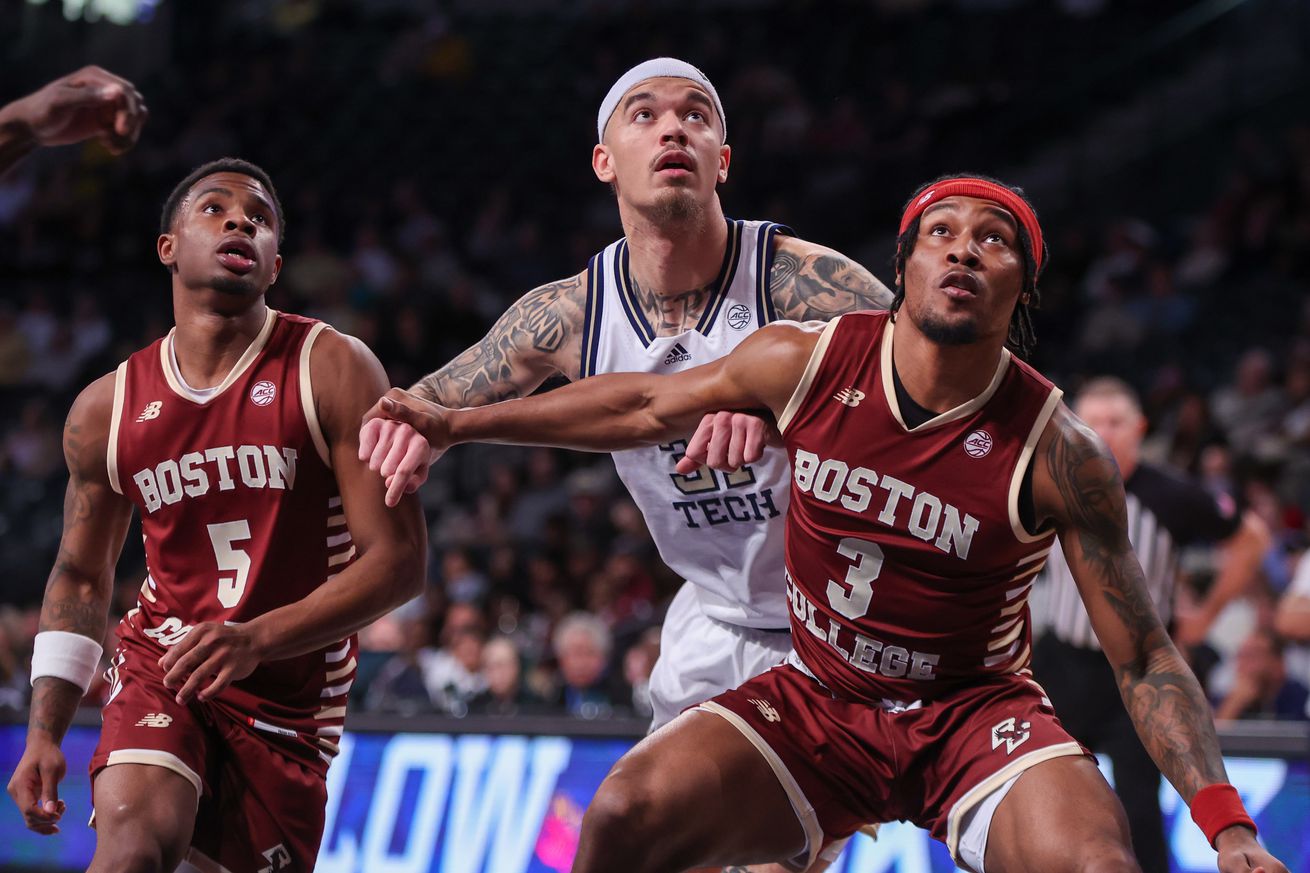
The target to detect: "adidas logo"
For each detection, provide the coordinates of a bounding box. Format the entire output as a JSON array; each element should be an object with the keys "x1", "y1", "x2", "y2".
[
  {"x1": 833, "y1": 387, "x2": 865, "y2": 407},
  {"x1": 663, "y1": 343, "x2": 692, "y2": 365},
  {"x1": 135, "y1": 712, "x2": 173, "y2": 728}
]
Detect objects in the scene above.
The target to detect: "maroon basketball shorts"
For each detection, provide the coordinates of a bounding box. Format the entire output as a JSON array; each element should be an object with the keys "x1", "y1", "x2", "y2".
[
  {"x1": 89, "y1": 634, "x2": 327, "y2": 872},
  {"x1": 698, "y1": 662, "x2": 1090, "y2": 870}
]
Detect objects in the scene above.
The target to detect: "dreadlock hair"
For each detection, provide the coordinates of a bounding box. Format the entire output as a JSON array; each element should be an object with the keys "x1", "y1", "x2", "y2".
[
  {"x1": 159, "y1": 157, "x2": 285, "y2": 245},
  {"x1": 889, "y1": 173, "x2": 1046, "y2": 360}
]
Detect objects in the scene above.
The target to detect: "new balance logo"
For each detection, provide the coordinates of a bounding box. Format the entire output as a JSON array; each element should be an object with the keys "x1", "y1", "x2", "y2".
[
  {"x1": 748, "y1": 698, "x2": 780, "y2": 722},
  {"x1": 136, "y1": 401, "x2": 163, "y2": 422},
  {"x1": 833, "y1": 387, "x2": 865, "y2": 407},
  {"x1": 990, "y1": 716, "x2": 1031, "y2": 755},
  {"x1": 135, "y1": 713, "x2": 173, "y2": 728},
  {"x1": 663, "y1": 343, "x2": 692, "y2": 365}
]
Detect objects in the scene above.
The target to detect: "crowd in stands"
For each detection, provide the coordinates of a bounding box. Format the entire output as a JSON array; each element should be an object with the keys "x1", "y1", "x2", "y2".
[{"x1": 1, "y1": 1, "x2": 1308, "y2": 722}]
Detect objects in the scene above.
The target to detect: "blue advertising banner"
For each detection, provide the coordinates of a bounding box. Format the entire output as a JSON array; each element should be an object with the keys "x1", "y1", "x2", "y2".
[{"x1": 1, "y1": 725, "x2": 1306, "y2": 872}]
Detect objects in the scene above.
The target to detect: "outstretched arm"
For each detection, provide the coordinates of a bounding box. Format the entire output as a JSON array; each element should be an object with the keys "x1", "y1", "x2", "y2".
[
  {"x1": 410, "y1": 273, "x2": 586, "y2": 405},
  {"x1": 160, "y1": 331, "x2": 427, "y2": 702},
  {"x1": 1035, "y1": 405, "x2": 1285, "y2": 873},
  {"x1": 361, "y1": 272, "x2": 586, "y2": 504},
  {"x1": 769, "y1": 236, "x2": 894, "y2": 320},
  {"x1": 6, "y1": 374, "x2": 133, "y2": 835},
  {"x1": 367, "y1": 321, "x2": 820, "y2": 460},
  {"x1": 0, "y1": 66, "x2": 147, "y2": 175}
]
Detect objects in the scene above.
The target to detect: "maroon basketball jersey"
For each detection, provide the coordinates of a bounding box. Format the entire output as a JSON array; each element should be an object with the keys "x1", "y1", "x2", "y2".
[
  {"x1": 106, "y1": 308, "x2": 355, "y2": 772},
  {"x1": 777, "y1": 311, "x2": 1062, "y2": 704}
]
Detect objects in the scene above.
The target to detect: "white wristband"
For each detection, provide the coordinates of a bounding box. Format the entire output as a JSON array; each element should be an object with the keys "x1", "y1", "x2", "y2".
[{"x1": 31, "y1": 631, "x2": 104, "y2": 694}]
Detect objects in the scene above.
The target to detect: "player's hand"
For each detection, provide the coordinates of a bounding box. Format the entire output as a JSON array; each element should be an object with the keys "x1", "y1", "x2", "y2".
[
  {"x1": 158, "y1": 622, "x2": 261, "y2": 705},
  {"x1": 677, "y1": 411, "x2": 778, "y2": 474},
  {"x1": 1214, "y1": 825, "x2": 1288, "y2": 873},
  {"x1": 358, "y1": 416, "x2": 436, "y2": 508},
  {"x1": 7, "y1": 735, "x2": 67, "y2": 835},
  {"x1": 0, "y1": 66, "x2": 147, "y2": 155},
  {"x1": 362, "y1": 389, "x2": 454, "y2": 500}
]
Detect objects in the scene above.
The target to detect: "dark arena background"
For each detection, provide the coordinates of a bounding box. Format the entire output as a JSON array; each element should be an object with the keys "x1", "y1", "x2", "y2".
[{"x1": 2, "y1": 1, "x2": 1309, "y2": 871}]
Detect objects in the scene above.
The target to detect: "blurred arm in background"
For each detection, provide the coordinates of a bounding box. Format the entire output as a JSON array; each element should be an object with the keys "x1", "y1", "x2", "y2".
[{"x1": 0, "y1": 66, "x2": 147, "y2": 176}]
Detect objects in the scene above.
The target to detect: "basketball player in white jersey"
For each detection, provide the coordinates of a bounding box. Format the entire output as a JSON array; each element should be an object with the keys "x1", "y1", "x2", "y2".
[
  {"x1": 362, "y1": 59, "x2": 890, "y2": 870},
  {"x1": 362, "y1": 57, "x2": 891, "y2": 727}
]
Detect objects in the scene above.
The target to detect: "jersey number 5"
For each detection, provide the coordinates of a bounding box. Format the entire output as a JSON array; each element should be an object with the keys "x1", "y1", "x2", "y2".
[
  {"x1": 826, "y1": 536, "x2": 884, "y2": 619},
  {"x1": 208, "y1": 520, "x2": 252, "y2": 608}
]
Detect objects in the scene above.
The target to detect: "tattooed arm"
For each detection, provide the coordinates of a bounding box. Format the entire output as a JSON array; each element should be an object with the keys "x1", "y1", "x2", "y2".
[
  {"x1": 410, "y1": 272, "x2": 588, "y2": 405},
  {"x1": 768, "y1": 236, "x2": 894, "y2": 321},
  {"x1": 362, "y1": 272, "x2": 588, "y2": 505},
  {"x1": 6, "y1": 373, "x2": 133, "y2": 834},
  {"x1": 1034, "y1": 405, "x2": 1281, "y2": 871}
]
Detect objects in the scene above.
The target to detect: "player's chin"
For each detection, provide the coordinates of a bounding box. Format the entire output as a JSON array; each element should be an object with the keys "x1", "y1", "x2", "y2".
[{"x1": 210, "y1": 273, "x2": 265, "y2": 298}]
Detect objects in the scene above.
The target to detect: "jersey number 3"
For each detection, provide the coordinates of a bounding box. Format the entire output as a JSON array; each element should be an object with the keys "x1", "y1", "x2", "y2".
[
  {"x1": 826, "y1": 536, "x2": 884, "y2": 619},
  {"x1": 207, "y1": 520, "x2": 252, "y2": 608}
]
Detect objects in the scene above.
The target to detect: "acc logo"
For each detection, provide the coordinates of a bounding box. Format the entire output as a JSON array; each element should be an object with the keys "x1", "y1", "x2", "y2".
[
  {"x1": 136, "y1": 401, "x2": 163, "y2": 423},
  {"x1": 963, "y1": 429, "x2": 993, "y2": 458},
  {"x1": 749, "y1": 698, "x2": 781, "y2": 723},
  {"x1": 990, "y1": 716, "x2": 1031, "y2": 755},
  {"x1": 250, "y1": 380, "x2": 277, "y2": 407},
  {"x1": 726, "y1": 303, "x2": 752, "y2": 330}
]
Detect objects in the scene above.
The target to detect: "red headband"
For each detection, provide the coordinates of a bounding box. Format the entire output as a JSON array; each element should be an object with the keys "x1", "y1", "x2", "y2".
[{"x1": 898, "y1": 177, "x2": 1044, "y2": 272}]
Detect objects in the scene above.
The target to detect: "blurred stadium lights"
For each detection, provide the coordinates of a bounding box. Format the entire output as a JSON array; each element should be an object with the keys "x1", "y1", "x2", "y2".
[{"x1": 24, "y1": 0, "x2": 161, "y2": 26}]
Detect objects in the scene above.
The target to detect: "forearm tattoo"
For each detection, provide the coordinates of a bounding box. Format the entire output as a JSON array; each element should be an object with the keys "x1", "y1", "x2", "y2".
[
  {"x1": 770, "y1": 246, "x2": 895, "y2": 321},
  {"x1": 411, "y1": 274, "x2": 584, "y2": 407},
  {"x1": 1047, "y1": 423, "x2": 1226, "y2": 799}
]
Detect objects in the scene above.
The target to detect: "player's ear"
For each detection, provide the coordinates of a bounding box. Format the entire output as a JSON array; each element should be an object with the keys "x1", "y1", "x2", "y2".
[
  {"x1": 269, "y1": 253, "x2": 283, "y2": 286},
  {"x1": 593, "y1": 143, "x2": 616, "y2": 184},
  {"x1": 718, "y1": 143, "x2": 731, "y2": 183},
  {"x1": 158, "y1": 232, "x2": 177, "y2": 272}
]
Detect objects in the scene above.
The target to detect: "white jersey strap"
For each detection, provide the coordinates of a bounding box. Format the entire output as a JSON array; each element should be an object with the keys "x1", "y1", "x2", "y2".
[{"x1": 752, "y1": 221, "x2": 794, "y2": 326}]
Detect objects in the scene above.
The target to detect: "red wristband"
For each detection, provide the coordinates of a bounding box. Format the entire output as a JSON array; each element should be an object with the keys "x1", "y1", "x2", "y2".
[{"x1": 1190, "y1": 783, "x2": 1256, "y2": 848}]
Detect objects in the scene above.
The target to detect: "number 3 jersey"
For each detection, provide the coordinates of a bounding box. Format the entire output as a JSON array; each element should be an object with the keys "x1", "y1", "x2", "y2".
[
  {"x1": 106, "y1": 308, "x2": 355, "y2": 771},
  {"x1": 778, "y1": 311, "x2": 1063, "y2": 705},
  {"x1": 584, "y1": 219, "x2": 793, "y2": 629}
]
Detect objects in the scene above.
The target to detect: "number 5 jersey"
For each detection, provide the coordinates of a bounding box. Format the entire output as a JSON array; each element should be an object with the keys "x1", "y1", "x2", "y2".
[{"x1": 105, "y1": 308, "x2": 355, "y2": 772}]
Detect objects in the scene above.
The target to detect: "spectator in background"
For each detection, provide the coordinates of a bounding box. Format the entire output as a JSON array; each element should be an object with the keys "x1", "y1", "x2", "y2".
[
  {"x1": 1210, "y1": 348, "x2": 1286, "y2": 456},
  {"x1": 469, "y1": 635, "x2": 543, "y2": 716},
  {"x1": 549, "y1": 612, "x2": 622, "y2": 719},
  {"x1": 364, "y1": 612, "x2": 440, "y2": 715},
  {"x1": 420, "y1": 602, "x2": 488, "y2": 715},
  {"x1": 622, "y1": 627, "x2": 661, "y2": 720},
  {"x1": 1213, "y1": 628, "x2": 1309, "y2": 721}
]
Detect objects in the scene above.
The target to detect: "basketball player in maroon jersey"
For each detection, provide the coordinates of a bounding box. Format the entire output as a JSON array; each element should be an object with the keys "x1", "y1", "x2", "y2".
[
  {"x1": 367, "y1": 175, "x2": 1284, "y2": 873},
  {"x1": 7, "y1": 158, "x2": 426, "y2": 873}
]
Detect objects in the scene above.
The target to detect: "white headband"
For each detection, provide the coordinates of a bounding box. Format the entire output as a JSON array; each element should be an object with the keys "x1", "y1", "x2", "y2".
[{"x1": 596, "y1": 57, "x2": 725, "y2": 143}]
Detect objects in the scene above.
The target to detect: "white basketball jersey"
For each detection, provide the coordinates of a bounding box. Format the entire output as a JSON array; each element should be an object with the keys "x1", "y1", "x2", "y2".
[{"x1": 581, "y1": 219, "x2": 792, "y2": 628}]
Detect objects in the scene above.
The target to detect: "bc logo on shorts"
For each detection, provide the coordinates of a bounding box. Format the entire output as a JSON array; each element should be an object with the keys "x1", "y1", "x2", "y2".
[{"x1": 990, "y1": 716, "x2": 1031, "y2": 754}]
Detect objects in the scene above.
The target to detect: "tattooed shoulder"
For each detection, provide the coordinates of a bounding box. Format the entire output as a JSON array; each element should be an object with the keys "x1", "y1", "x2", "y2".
[
  {"x1": 769, "y1": 236, "x2": 894, "y2": 321},
  {"x1": 413, "y1": 271, "x2": 587, "y2": 407},
  {"x1": 63, "y1": 372, "x2": 116, "y2": 482}
]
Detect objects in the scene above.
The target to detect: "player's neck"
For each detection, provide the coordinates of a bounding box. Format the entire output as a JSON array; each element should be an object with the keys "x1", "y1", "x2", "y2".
[
  {"x1": 170, "y1": 294, "x2": 270, "y2": 389},
  {"x1": 891, "y1": 319, "x2": 1008, "y2": 414},
  {"x1": 620, "y1": 198, "x2": 728, "y2": 299}
]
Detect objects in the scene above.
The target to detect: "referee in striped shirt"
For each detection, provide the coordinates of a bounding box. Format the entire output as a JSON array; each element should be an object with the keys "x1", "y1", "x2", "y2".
[{"x1": 1033, "y1": 377, "x2": 1270, "y2": 873}]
